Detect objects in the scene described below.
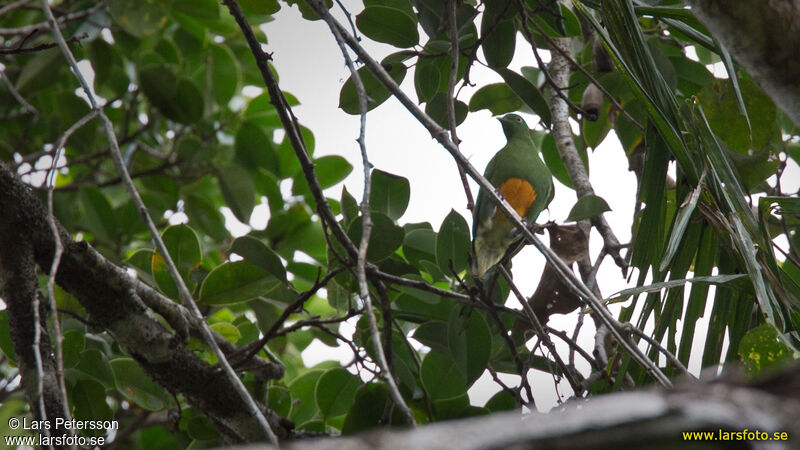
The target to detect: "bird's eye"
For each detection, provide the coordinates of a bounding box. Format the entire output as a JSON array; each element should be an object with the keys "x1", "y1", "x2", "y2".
[{"x1": 516, "y1": 118, "x2": 522, "y2": 122}]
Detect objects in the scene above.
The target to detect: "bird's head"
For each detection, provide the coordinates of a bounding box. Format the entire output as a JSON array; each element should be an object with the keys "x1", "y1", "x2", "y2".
[{"x1": 497, "y1": 113, "x2": 529, "y2": 139}]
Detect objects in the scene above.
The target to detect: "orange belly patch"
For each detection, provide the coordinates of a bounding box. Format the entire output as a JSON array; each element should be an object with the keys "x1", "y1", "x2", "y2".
[{"x1": 496, "y1": 178, "x2": 537, "y2": 219}]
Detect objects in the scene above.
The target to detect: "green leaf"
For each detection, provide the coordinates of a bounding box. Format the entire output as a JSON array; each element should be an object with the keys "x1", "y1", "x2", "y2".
[
  {"x1": 566, "y1": 194, "x2": 611, "y2": 222},
  {"x1": 209, "y1": 43, "x2": 241, "y2": 106},
  {"x1": 738, "y1": 323, "x2": 796, "y2": 375},
  {"x1": 696, "y1": 77, "x2": 776, "y2": 154},
  {"x1": 356, "y1": 6, "x2": 419, "y2": 48},
  {"x1": 293, "y1": 155, "x2": 353, "y2": 196},
  {"x1": 315, "y1": 368, "x2": 362, "y2": 419},
  {"x1": 369, "y1": 169, "x2": 410, "y2": 220},
  {"x1": 347, "y1": 213, "x2": 405, "y2": 262},
  {"x1": 210, "y1": 322, "x2": 241, "y2": 343},
  {"x1": 339, "y1": 58, "x2": 407, "y2": 114},
  {"x1": 218, "y1": 164, "x2": 256, "y2": 223},
  {"x1": 79, "y1": 186, "x2": 117, "y2": 244},
  {"x1": 243, "y1": 93, "x2": 282, "y2": 128},
  {"x1": 62, "y1": 323, "x2": 86, "y2": 369},
  {"x1": 342, "y1": 383, "x2": 388, "y2": 434},
  {"x1": 484, "y1": 390, "x2": 516, "y2": 412},
  {"x1": 288, "y1": 369, "x2": 324, "y2": 424},
  {"x1": 609, "y1": 274, "x2": 747, "y2": 302},
  {"x1": 481, "y1": 13, "x2": 516, "y2": 69},
  {"x1": 74, "y1": 349, "x2": 115, "y2": 388},
  {"x1": 341, "y1": 186, "x2": 360, "y2": 226},
  {"x1": 230, "y1": 235, "x2": 287, "y2": 283},
  {"x1": 447, "y1": 308, "x2": 491, "y2": 386},
  {"x1": 184, "y1": 194, "x2": 228, "y2": 241},
  {"x1": 436, "y1": 209, "x2": 470, "y2": 274},
  {"x1": 415, "y1": 57, "x2": 440, "y2": 103},
  {"x1": 235, "y1": 122, "x2": 279, "y2": 176},
  {"x1": 0, "y1": 311, "x2": 14, "y2": 364},
  {"x1": 240, "y1": 0, "x2": 281, "y2": 14},
  {"x1": 413, "y1": 321, "x2": 450, "y2": 355},
  {"x1": 184, "y1": 408, "x2": 220, "y2": 441},
  {"x1": 402, "y1": 228, "x2": 437, "y2": 269},
  {"x1": 268, "y1": 386, "x2": 292, "y2": 418},
  {"x1": 107, "y1": 0, "x2": 172, "y2": 37},
  {"x1": 199, "y1": 261, "x2": 280, "y2": 305},
  {"x1": 111, "y1": 358, "x2": 167, "y2": 411},
  {"x1": 425, "y1": 93, "x2": 468, "y2": 128},
  {"x1": 152, "y1": 224, "x2": 202, "y2": 299},
  {"x1": 497, "y1": 68, "x2": 551, "y2": 127},
  {"x1": 71, "y1": 380, "x2": 113, "y2": 436},
  {"x1": 468, "y1": 83, "x2": 523, "y2": 115},
  {"x1": 138, "y1": 65, "x2": 204, "y2": 124},
  {"x1": 659, "y1": 174, "x2": 704, "y2": 272},
  {"x1": 421, "y1": 350, "x2": 467, "y2": 400}
]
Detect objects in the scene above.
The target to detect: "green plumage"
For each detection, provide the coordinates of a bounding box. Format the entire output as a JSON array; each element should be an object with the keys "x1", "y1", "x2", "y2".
[{"x1": 472, "y1": 114, "x2": 554, "y2": 276}]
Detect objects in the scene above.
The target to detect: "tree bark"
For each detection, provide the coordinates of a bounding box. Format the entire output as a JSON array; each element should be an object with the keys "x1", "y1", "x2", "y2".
[
  {"x1": 684, "y1": 0, "x2": 800, "y2": 126},
  {"x1": 0, "y1": 162, "x2": 290, "y2": 442},
  {"x1": 272, "y1": 370, "x2": 800, "y2": 449}
]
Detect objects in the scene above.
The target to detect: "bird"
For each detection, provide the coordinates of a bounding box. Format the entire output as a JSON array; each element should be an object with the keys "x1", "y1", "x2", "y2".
[{"x1": 472, "y1": 114, "x2": 554, "y2": 277}]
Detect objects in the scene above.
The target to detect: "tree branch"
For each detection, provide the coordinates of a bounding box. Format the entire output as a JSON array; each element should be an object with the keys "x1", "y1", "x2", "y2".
[
  {"x1": 300, "y1": 0, "x2": 671, "y2": 388},
  {"x1": 683, "y1": 0, "x2": 800, "y2": 126},
  {"x1": 316, "y1": 0, "x2": 416, "y2": 426},
  {"x1": 39, "y1": 0, "x2": 278, "y2": 443},
  {"x1": 447, "y1": 0, "x2": 475, "y2": 211},
  {"x1": 282, "y1": 367, "x2": 800, "y2": 449}
]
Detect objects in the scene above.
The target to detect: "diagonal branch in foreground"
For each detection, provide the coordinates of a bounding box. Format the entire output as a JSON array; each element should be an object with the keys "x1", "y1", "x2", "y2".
[
  {"x1": 300, "y1": 0, "x2": 671, "y2": 388},
  {"x1": 313, "y1": 0, "x2": 417, "y2": 426},
  {"x1": 39, "y1": 0, "x2": 278, "y2": 444},
  {"x1": 0, "y1": 162, "x2": 290, "y2": 441}
]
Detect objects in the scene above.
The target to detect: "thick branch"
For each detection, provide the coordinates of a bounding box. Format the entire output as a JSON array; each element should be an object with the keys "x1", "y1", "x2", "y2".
[
  {"x1": 0, "y1": 226, "x2": 67, "y2": 437},
  {"x1": 684, "y1": 0, "x2": 800, "y2": 126},
  {"x1": 546, "y1": 35, "x2": 628, "y2": 273},
  {"x1": 39, "y1": 0, "x2": 278, "y2": 442},
  {"x1": 282, "y1": 371, "x2": 800, "y2": 449},
  {"x1": 0, "y1": 163, "x2": 289, "y2": 442}
]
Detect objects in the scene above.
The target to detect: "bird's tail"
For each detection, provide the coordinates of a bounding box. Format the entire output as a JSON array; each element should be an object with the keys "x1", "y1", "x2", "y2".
[{"x1": 473, "y1": 235, "x2": 508, "y2": 278}]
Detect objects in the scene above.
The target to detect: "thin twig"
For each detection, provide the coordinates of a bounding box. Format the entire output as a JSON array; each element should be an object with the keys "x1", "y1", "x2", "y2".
[
  {"x1": 1, "y1": 3, "x2": 101, "y2": 36},
  {"x1": 520, "y1": 1, "x2": 628, "y2": 274},
  {"x1": 39, "y1": 1, "x2": 278, "y2": 444},
  {"x1": 32, "y1": 295, "x2": 51, "y2": 443},
  {"x1": 497, "y1": 265, "x2": 584, "y2": 396},
  {"x1": 521, "y1": 13, "x2": 644, "y2": 131},
  {"x1": 232, "y1": 267, "x2": 343, "y2": 366},
  {"x1": 319, "y1": 0, "x2": 416, "y2": 425},
  {"x1": 1, "y1": 69, "x2": 37, "y2": 116},
  {"x1": 0, "y1": 32, "x2": 87, "y2": 54},
  {"x1": 447, "y1": 0, "x2": 474, "y2": 211},
  {"x1": 0, "y1": 0, "x2": 32, "y2": 16},
  {"x1": 44, "y1": 110, "x2": 98, "y2": 449},
  {"x1": 301, "y1": 0, "x2": 672, "y2": 389},
  {"x1": 622, "y1": 323, "x2": 690, "y2": 376}
]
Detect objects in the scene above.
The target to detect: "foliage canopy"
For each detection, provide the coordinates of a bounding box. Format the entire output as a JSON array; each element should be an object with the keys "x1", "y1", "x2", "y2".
[{"x1": 0, "y1": 0, "x2": 798, "y2": 447}]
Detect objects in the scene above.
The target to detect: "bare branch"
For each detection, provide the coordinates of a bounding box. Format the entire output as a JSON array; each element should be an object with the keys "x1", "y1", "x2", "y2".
[
  {"x1": 222, "y1": 0, "x2": 358, "y2": 262},
  {"x1": 39, "y1": 0, "x2": 278, "y2": 443},
  {"x1": 497, "y1": 265, "x2": 584, "y2": 396},
  {"x1": 0, "y1": 69, "x2": 37, "y2": 116},
  {"x1": 316, "y1": 0, "x2": 416, "y2": 426},
  {"x1": 447, "y1": 0, "x2": 474, "y2": 211},
  {"x1": 43, "y1": 109, "x2": 99, "y2": 448}
]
